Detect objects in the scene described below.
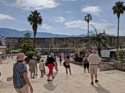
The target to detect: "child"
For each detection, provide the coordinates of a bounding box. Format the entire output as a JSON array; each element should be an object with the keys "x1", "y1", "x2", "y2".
[
  {"x1": 39, "y1": 59, "x2": 46, "y2": 78},
  {"x1": 29, "y1": 57, "x2": 35, "y2": 78}
]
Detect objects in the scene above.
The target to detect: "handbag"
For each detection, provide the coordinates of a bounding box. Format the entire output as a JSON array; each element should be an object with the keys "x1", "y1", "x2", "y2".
[
  {"x1": 63, "y1": 61, "x2": 66, "y2": 67},
  {"x1": 45, "y1": 61, "x2": 48, "y2": 66}
]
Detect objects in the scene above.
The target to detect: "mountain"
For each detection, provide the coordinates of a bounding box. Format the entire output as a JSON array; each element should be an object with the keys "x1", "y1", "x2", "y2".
[
  {"x1": 0, "y1": 28, "x2": 85, "y2": 38},
  {"x1": 0, "y1": 28, "x2": 69, "y2": 38}
]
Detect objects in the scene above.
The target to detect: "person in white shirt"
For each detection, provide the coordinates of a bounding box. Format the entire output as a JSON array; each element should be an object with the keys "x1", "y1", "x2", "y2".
[
  {"x1": 29, "y1": 57, "x2": 36, "y2": 78},
  {"x1": 88, "y1": 50, "x2": 101, "y2": 85},
  {"x1": 39, "y1": 59, "x2": 46, "y2": 78}
]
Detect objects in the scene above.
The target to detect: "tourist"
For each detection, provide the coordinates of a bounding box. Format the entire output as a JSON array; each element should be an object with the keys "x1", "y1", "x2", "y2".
[
  {"x1": 0, "y1": 60, "x2": 2, "y2": 76},
  {"x1": 88, "y1": 50, "x2": 101, "y2": 85},
  {"x1": 29, "y1": 57, "x2": 36, "y2": 78},
  {"x1": 33, "y1": 57, "x2": 38, "y2": 76},
  {"x1": 82, "y1": 54, "x2": 89, "y2": 73},
  {"x1": 36, "y1": 54, "x2": 41, "y2": 76},
  {"x1": 64, "y1": 55, "x2": 72, "y2": 75},
  {"x1": 0, "y1": 60, "x2": 2, "y2": 64},
  {"x1": 46, "y1": 53, "x2": 58, "y2": 81},
  {"x1": 13, "y1": 53, "x2": 33, "y2": 93},
  {"x1": 59, "y1": 53, "x2": 62, "y2": 65},
  {"x1": 39, "y1": 59, "x2": 46, "y2": 78}
]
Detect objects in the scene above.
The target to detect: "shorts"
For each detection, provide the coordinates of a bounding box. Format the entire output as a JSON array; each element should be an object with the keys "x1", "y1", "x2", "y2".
[
  {"x1": 84, "y1": 63, "x2": 89, "y2": 69},
  {"x1": 65, "y1": 65, "x2": 70, "y2": 68},
  {"x1": 15, "y1": 84, "x2": 29, "y2": 93},
  {"x1": 40, "y1": 69, "x2": 45, "y2": 74},
  {"x1": 89, "y1": 65, "x2": 98, "y2": 74}
]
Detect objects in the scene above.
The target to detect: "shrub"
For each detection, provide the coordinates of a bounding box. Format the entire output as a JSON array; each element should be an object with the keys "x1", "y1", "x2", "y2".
[
  {"x1": 74, "y1": 50, "x2": 86, "y2": 62},
  {"x1": 116, "y1": 50, "x2": 125, "y2": 61}
]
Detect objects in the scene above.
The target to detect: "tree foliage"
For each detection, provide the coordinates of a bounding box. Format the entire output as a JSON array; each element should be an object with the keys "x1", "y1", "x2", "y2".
[
  {"x1": 112, "y1": 1, "x2": 125, "y2": 51},
  {"x1": 27, "y1": 10, "x2": 42, "y2": 47},
  {"x1": 20, "y1": 33, "x2": 36, "y2": 60}
]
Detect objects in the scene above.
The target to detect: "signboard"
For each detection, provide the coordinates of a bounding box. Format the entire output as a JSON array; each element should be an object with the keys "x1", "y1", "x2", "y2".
[{"x1": 101, "y1": 50, "x2": 110, "y2": 58}]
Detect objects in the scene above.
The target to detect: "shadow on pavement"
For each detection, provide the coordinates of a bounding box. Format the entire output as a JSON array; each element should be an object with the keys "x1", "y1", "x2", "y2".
[
  {"x1": 44, "y1": 81, "x2": 58, "y2": 91},
  {"x1": 44, "y1": 71, "x2": 58, "y2": 91},
  {"x1": 93, "y1": 83, "x2": 111, "y2": 93}
]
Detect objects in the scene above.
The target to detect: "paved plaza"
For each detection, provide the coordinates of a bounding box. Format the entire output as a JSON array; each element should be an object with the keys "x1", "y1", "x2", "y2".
[{"x1": 0, "y1": 56, "x2": 125, "y2": 93}]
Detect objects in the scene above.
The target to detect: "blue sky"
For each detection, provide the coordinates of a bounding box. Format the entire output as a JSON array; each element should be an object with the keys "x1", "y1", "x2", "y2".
[{"x1": 0, "y1": 0, "x2": 125, "y2": 36}]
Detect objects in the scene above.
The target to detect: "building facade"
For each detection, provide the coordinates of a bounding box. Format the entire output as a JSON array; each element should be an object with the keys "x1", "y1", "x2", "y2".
[
  {"x1": 5, "y1": 37, "x2": 84, "y2": 49},
  {"x1": 5, "y1": 36, "x2": 125, "y2": 50}
]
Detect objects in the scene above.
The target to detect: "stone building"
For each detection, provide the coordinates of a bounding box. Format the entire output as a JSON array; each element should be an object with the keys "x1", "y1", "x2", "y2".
[
  {"x1": 5, "y1": 37, "x2": 84, "y2": 49},
  {"x1": 5, "y1": 36, "x2": 125, "y2": 51}
]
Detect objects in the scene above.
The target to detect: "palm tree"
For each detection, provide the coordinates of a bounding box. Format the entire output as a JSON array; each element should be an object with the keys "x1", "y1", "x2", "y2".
[
  {"x1": 27, "y1": 10, "x2": 42, "y2": 48},
  {"x1": 84, "y1": 14, "x2": 92, "y2": 37},
  {"x1": 112, "y1": 1, "x2": 125, "y2": 51}
]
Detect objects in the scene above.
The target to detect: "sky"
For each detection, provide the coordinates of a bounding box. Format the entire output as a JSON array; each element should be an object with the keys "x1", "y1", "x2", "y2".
[{"x1": 0, "y1": 0, "x2": 125, "y2": 36}]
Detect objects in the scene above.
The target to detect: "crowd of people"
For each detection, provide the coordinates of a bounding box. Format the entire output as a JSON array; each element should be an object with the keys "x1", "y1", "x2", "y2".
[{"x1": 0, "y1": 49, "x2": 101, "y2": 93}]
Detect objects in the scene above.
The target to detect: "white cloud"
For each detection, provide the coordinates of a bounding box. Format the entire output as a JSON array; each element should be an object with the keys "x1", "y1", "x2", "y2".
[
  {"x1": 66, "y1": 11, "x2": 73, "y2": 14},
  {"x1": 101, "y1": 19, "x2": 108, "y2": 22},
  {"x1": 0, "y1": 0, "x2": 8, "y2": 6},
  {"x1": 65, "y1": 20, "x2": 115, "y2": 35},
  {"x1": 53, "y1": 17, "x2": 65, "y2": 22},
  {"x1": 89, "y1": 22, "x2": 115, "y2": 35},
  {"x1": 42, "y1": 24, "x2": 53, "y2": 30},
  {"x1": 16, "y1": 0, "x2": 60, "y2": 10},
  {"x1": 81, "y1": 6, "x2": 102, "y2": 15},
  {"x1": 0, "y1": 14, "x2": 14, "y2": 20},
  {"x1": 61, "y1": 0, "x2": 77, "y2": 1},
  {"x1": 65, "y1": 20, "x2": 87, "y2": 29}
]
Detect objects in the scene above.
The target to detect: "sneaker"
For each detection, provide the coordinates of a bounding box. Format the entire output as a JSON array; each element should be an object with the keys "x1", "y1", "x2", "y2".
[
  {"x1": 53, "y1": 75, "x2": 55, "y2": 79},
  {"x1": 47, "y1": 79, "x2": 52, "y2": 81},
  {"x1": 91, "y1": 82, "x2": 93, "y2": 85},
  {"x1": 95, "y1": 80, "x2": 98, "y2": 83}
]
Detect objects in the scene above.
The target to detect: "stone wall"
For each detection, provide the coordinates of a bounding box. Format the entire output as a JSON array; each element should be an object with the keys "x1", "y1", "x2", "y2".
[
  {"x1": 100, "y1": 62, "x2": 116, "y2": 71},
  {"x1": 116, "y1": 63, "x2": 125, "y2": 71},
  {"x1": 100, "y1": 61, "x2": 125, "y2": 71}
]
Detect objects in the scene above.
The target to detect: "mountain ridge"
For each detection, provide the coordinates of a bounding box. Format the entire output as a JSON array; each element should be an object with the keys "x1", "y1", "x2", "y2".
[{"x1": 0, "y1": 28, "x2": 85, "y2": 38}]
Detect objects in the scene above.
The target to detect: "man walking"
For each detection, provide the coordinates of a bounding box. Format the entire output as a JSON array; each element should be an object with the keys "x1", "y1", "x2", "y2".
[
  {"x1": 13, "y1": 53, "x2": 33, "y2": 93},
  {"x1": 88, "y1": 50, "x2": 101, "y2": 85}
]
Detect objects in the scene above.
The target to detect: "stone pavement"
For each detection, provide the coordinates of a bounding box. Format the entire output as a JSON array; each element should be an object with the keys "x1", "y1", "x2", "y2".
[{"x1": 0, "y1": 57, "x2": 125, "y2": 93}]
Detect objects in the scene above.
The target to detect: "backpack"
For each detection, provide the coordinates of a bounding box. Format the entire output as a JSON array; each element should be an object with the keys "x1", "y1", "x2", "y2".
[
  {"x1": 63, "y1": 61, "x2": 66, "y2": 67},
  {"x1": 83, "y1": 57, "x2": 89, "y2": 64}
]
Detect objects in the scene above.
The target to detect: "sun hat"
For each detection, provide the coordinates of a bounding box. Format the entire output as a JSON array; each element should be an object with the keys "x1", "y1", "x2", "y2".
[
  {"x1": 17, "y1": 53, "x2": 27, "y2": 61},
  {"x1": 92, "y1": 50, "x2": 96, "y2": 54},
  {"x1": 50, "y1": 53, "x2": 54, "y2": 57},
  {"x1": 85, "y1": 54, "x2": 88, "y2": 57},
  {"x1": 40, "y1": 59, "x2": 44, "y2": 62}
]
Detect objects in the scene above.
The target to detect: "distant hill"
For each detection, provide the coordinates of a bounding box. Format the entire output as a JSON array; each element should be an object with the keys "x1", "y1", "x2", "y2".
[{"x1": 0, "y1": 28, "x2": 85, "y2": 38}]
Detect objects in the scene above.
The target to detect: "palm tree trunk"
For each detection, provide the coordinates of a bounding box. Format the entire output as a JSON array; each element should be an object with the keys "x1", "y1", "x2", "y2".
[
  {"x1": 88, "y1": 22, "x2": 89, "y2": 37},
  {"x1": 34, "y1": 31, "x2": 36, "y2": 48},
  {"x1": 117, "y1": 17, "x2": 120, "y2": 51}
]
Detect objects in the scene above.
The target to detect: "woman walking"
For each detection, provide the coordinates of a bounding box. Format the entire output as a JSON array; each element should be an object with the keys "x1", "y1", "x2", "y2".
[
  {"x1": 13, "y1": 53, "x2": 33, "y2": 93},
  {"x1": 29, "y1": 57, "x2": 36, "y2": 78},
  {"x1": 82, "y1": 54, "x2": 89, "y2": 73},
  {"x1": 64, "y1": 56, "x2": 72, "y2": 75},
  {"x1": 39, "y1": 59, "x2": 46, "y2": 78},
  {"x1": 46, "y1": 53, "x2": 58, "y2": 81}
]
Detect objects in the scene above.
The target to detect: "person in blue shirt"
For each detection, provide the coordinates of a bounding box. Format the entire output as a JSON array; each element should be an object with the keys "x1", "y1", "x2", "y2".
[{"x1": 13, "y1": 53, "x2": 33, "y2": 93}]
